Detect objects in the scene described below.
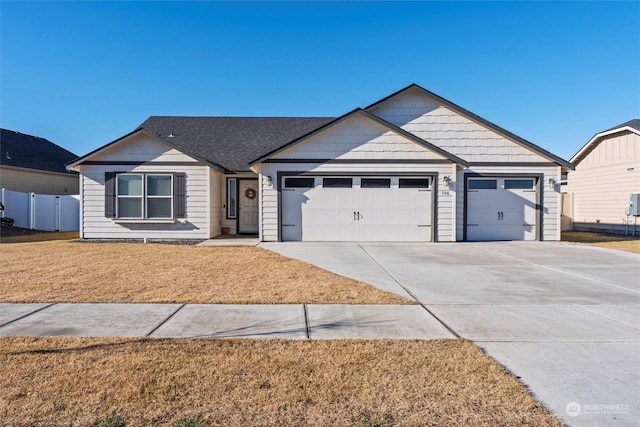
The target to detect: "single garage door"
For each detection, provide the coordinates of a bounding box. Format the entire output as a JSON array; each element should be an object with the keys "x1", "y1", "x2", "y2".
[
  {"x1": 281, "y1": 176, "x2": 432, "y2": 241},
  {"x1": 466, "y1": 177, "x2": 538, "y2": 241}
]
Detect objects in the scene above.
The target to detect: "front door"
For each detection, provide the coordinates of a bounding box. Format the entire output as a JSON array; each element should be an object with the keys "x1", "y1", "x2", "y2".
[{"x1": 238, "y1": 180, "x2": 259, "y2": 233}]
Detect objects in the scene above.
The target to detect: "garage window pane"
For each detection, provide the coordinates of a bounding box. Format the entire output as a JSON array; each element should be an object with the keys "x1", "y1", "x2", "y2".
[
  {"x1": 468, "y1": 179, "x2": 497, "y2": 190},
  {"x1": 323, "y1": 178, "x2": 352, "y2": 188},
  {"x1": 361, "y1": 178, "x2": 390, "y2": 188},
  {"x1": 505, "y1": 179, "x2": 534, "y2": 189},
  {"x1": 399, "y1": 178, "x2": 429, "y2": 189},
  {"x1": 285, "y1": 178, "x2": 315, "y2": 188}
]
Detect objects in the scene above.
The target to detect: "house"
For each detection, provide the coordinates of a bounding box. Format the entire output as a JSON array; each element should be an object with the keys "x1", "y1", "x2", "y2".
[
  {"x1": 1, "y1": 128, "x2": 79, "y2": 195},
  {"x1": 66, "y1": 84, "x2": 573, "y2": 242},
  {"x1": 565, "y1": 119, "x2": 640, "y2": 234}
]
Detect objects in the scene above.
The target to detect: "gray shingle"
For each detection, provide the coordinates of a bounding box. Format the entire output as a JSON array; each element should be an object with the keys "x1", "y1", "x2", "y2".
[
  {"x1": 0, "y1": 129, "x2": 78, "y2": 175},
  {"x1": 606, "y1": 119, "x2": 640, "y2": 132},
  {"x1": 138, "y1": 117, "x2": 334, "y2": 172}
]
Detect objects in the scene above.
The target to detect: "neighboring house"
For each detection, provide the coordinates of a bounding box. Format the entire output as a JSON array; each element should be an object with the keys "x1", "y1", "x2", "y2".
[
  {"x1": 566, "y1": 119, "x2": 640, "y2": 234},
  {"x1": 67, "y1": 84, "x2": 573, "y2": 242},
  {"x1": 0, "y1": 129, "x2": 79, "y2": 195}
]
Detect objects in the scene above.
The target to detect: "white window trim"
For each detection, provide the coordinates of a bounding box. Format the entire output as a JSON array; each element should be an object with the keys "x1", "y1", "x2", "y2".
[
  {"x1": 116, "y1": 173, "x2": 144, "y2": 219},
  {"x1": 146, "y1": 174, "x2": 173, "y2": 219},
  {"x1": 116, "y1": 173, "x2": 174, "y2": 220}
]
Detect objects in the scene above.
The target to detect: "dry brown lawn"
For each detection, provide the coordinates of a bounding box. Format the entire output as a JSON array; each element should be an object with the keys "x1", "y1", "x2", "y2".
[
  {"x1": 0, "y1": 337, "x2": 561, "y2": 427},
  {"x1": 0, "y1": 241, "x2": 410, "y2": 305},
  {"x1": 562, "y1": 230, "x2": 640, "y2": 253},
  {"x1": 0, "y1": 227, "x2": 78, "y2": 243}
]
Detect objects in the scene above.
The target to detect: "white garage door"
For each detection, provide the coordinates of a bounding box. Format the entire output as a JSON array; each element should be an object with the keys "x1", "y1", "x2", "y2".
[
  {"x1": 281, "y1": 176, "x2": 432, "y2": 242},
  {"x1": 466, "y1": 177, "x2": 538, "y2": 241}
]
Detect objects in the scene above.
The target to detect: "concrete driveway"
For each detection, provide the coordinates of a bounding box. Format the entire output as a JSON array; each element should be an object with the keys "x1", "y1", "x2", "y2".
[{"x1": 261, "y1": 241, "x2": 640, "y2": 427}]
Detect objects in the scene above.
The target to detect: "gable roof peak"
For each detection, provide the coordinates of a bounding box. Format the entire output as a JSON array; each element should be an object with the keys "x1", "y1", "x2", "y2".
[
  {"x1": 570, "y1": 118, "x2": 640, "y2": 164},
  {"x1": 365, "y1": 84, "x2": 574, "y2": 170}
]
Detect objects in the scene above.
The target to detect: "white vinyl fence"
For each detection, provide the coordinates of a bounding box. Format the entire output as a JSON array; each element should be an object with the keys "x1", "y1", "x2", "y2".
[{"x1": 1, "y1": 188, "x2": 80, "y2": 231}]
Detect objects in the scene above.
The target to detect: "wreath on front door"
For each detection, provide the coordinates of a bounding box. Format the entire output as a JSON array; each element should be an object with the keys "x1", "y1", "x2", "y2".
[{"x1": 245, "y1": 188, "x2": 257, "y2": 200}]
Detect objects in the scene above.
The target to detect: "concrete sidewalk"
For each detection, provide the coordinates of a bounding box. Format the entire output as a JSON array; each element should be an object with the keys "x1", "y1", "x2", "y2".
[{"x1": 0, "y1": 303, "x2": 453, "y2": 340}]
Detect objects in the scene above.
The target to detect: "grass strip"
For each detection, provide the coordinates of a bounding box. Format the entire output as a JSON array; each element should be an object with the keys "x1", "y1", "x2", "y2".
[
  {"x1": 0, "y1": 242, "x2": 411, "y2": 305},
  {"x1": 0, "y1": 337, "x2": 561, "y2": 426}
]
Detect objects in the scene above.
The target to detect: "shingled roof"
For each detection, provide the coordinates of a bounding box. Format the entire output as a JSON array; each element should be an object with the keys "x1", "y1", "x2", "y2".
[
  {"x1": 606, "y1": 119, "x2": 640, "y2": 132},
  {"x1": 138, "y1": 116, "x2": 335, "y2": 172},
  {"x1": 1, "y1": 128, "x2": 78, "y2": 175}
]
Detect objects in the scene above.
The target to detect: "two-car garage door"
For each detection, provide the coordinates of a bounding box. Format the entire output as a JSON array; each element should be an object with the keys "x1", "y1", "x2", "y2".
[{"x1": 281, "y1": 176, "x2": 432, "y2": 242}]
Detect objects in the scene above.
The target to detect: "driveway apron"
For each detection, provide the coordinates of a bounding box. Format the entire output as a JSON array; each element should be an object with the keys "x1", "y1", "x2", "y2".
[{"x1": 262, "y1": 241, "x2": 640, "y2": 427}]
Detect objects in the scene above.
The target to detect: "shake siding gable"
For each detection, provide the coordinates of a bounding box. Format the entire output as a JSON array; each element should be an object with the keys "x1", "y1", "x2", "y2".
[
  {"x1": 369, "y1": 90, "x2": 549, "y2": 163},
  {"x1": 272, "y1": 115, "x2": 449, "y2": 161}
]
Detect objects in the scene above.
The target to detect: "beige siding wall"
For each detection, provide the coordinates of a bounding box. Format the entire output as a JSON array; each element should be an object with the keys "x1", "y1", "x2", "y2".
[
  {"x1": 260, "y1": 162, "x2": 456, "y2": 242},
  {"x1": 568, "y1": 131, "x2": 640, "y2": 226},
  {"x1": 0, "y1": 166, "x2": 79, "y2": 195},
  {"x1": 455, "y1": 165, "x2": 561, "y2": 241},
  {"x1": 78, "y1": 136, "x2": 210, "y2": 239},
  {"x1": 369, "y1": 89, "x2": 549, "y2": 163},
  {"x1": 273, "y1": 115, "x2": 447, "y2": 161}
]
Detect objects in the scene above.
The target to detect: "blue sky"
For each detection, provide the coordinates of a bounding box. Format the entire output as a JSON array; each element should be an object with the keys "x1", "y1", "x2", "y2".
[{"x1": 1, "y1": 1, "x2": 638, "y2": 161}]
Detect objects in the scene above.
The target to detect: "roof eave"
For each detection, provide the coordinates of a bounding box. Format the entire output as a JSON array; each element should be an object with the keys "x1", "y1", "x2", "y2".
[
  {"x1": 66, "y1": 128, "x2": 230, "y2": 173},
  {"x1": 248, "y1": 109, "x2": 363, "y2": 165},
  {"x1": 2, "y1": 163, "x2": 78, "y2": 176}
]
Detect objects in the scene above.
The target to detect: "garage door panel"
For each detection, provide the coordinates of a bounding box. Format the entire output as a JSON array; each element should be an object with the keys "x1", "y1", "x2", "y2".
[
  {"x1": 466, "y1": 177, "x2": 538, "y2": 241},
  {"x1": 282, "y1": 177, "x2": 432, "y2": 242}
]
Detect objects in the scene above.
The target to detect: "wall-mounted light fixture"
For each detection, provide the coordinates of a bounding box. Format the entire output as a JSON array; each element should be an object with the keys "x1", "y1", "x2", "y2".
[
  {"x1": 548, "y1": 177, "x2": 556, "y2": 189},
  {"x1": 442, "y1": 176, "x2": 451, "y2": 185},
  {"x1": 265, "y1": 175, "x2": 273, "y2": 186}
]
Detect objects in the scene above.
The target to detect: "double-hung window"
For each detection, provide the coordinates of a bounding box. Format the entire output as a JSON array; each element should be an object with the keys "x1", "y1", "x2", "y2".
[{"x1": 115, "y1": 173, "x2": 173, "y2": 219}]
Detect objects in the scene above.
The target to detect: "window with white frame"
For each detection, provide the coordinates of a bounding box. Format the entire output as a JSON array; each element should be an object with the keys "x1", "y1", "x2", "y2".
[
  {"x1": 116, "y1": 173, "x2": 173, "y2": 219},
  {"x1": 227, "y1": 178, "x2": 237, "y2": 219}
]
